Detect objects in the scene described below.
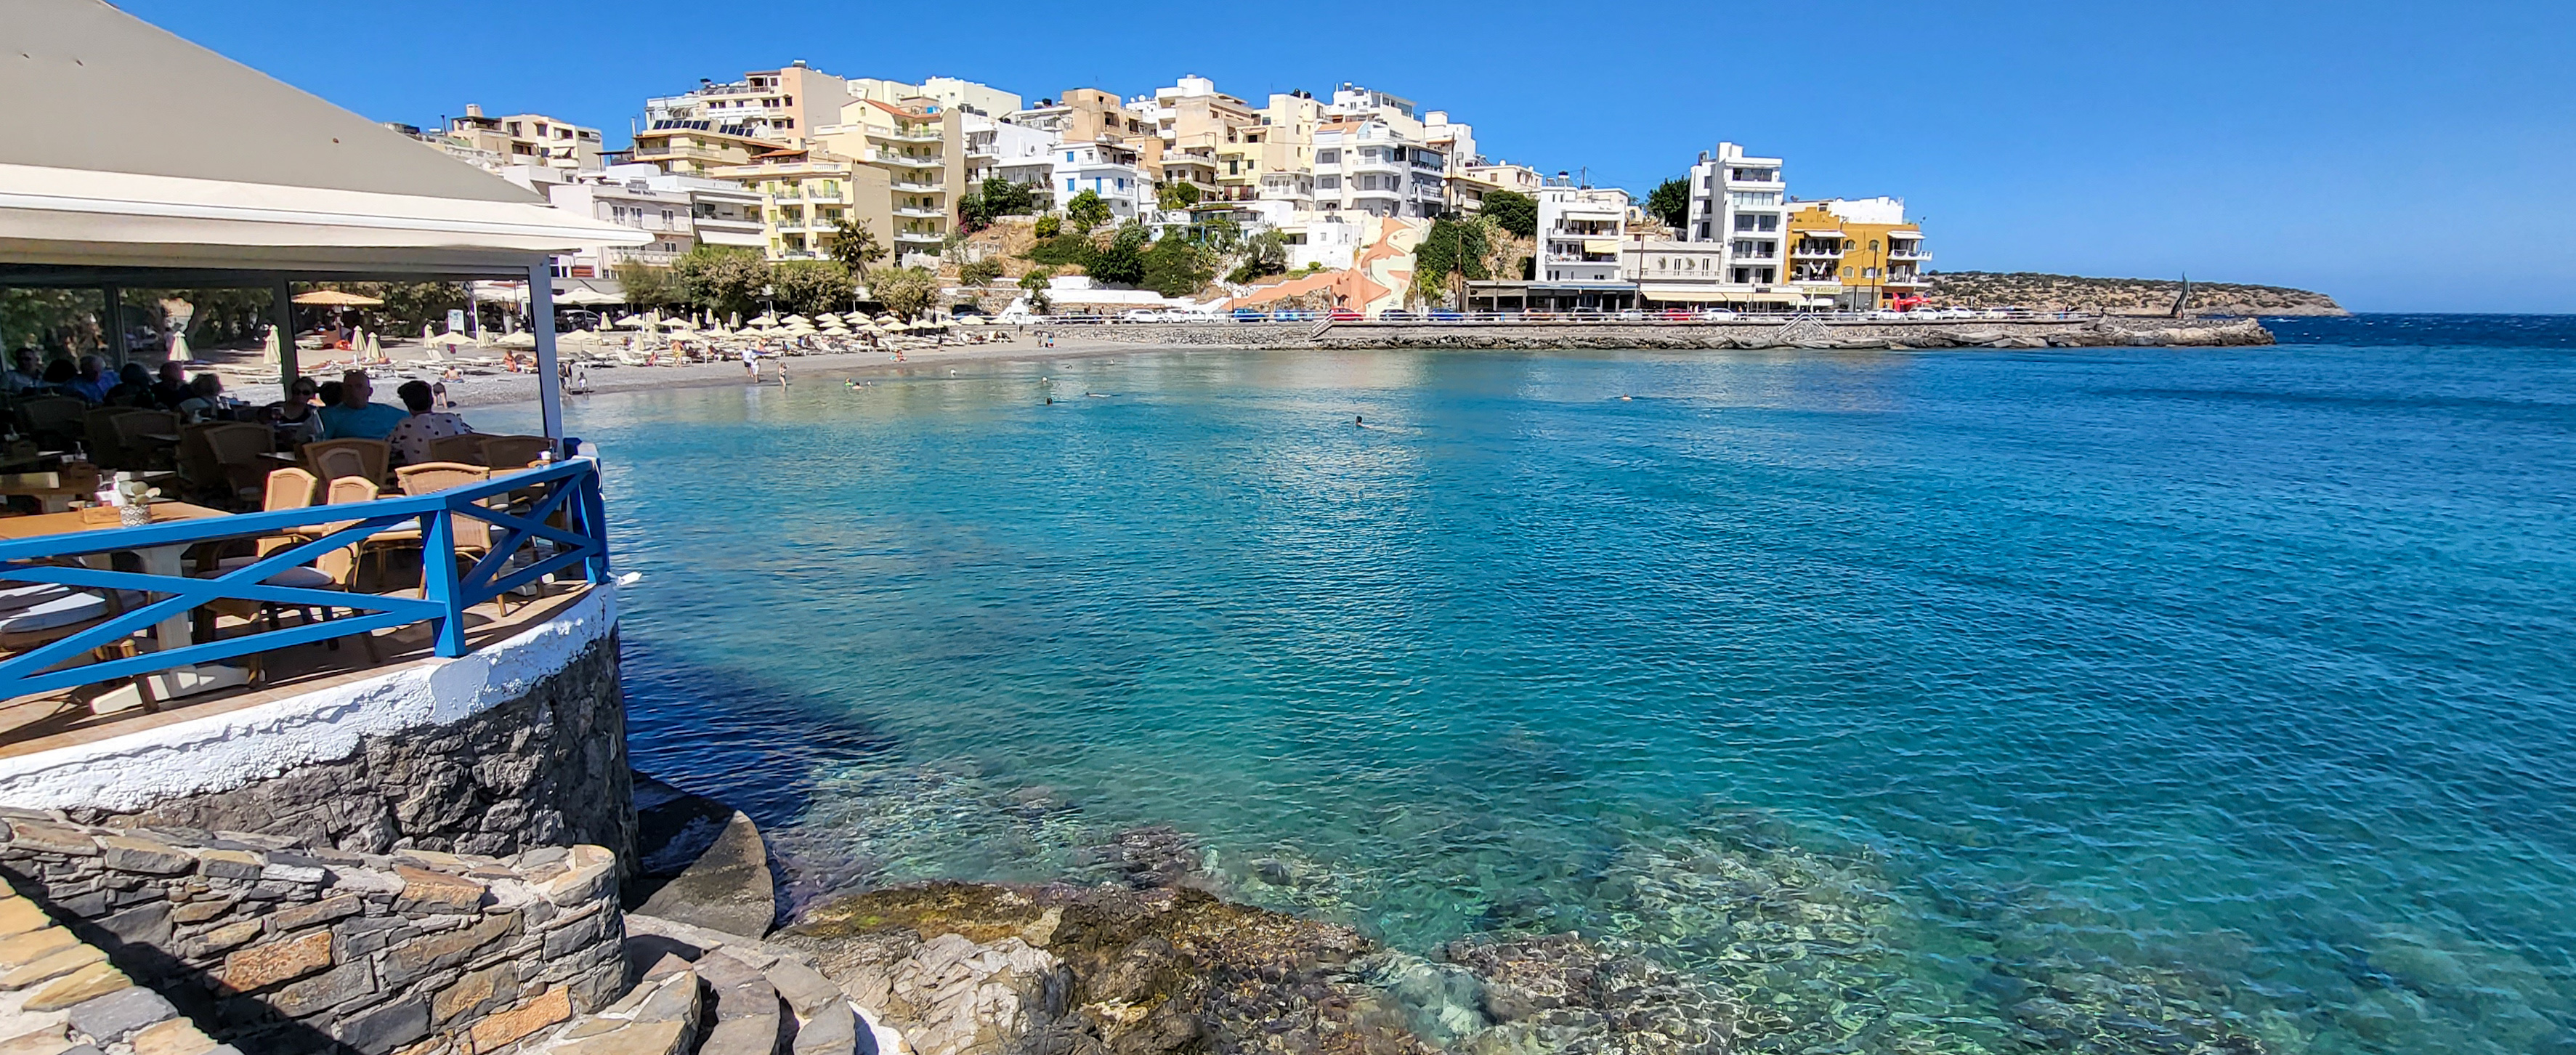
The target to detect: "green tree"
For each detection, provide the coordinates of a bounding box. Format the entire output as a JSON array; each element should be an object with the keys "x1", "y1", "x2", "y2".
[
  {"x1": 1156, "y1": 181, "x2": 1202, "y2": 211},
  {"x1": 867, "y1": 266, "x2": 940, "y2": 320},
  {"x1": 1227, "y1": 230, "x2": 1290, "y2": 284},
  {"x1": 1481, "y1": 190, "x2": 1539, "y2": 238},
  {"x1": 672, "y1": 246, "x2": 772, "y2": 317},
  {"x1": 610, "y1": 264, "x2": 681, "y2": 307},
  {"x1": 980, "y1": 177, "x2": 1037, "y2": 217},
  {"x1": 958, "y1": 258, "x2": 1005, "y2": 287},
  {"x1": 1018, "y1": 267, "x2": 1056, "y2": 314},
  {"x1": 1065, "y1": 190, "x2": 1113, "y2": 233},
  {"x1": 1646, "y1": 177, "x2": 1690, "y2": 230},
  {"x1": 771, "y1": 259, "x2": 856, "y2": 315},
  {"x1": 825, "y1": 217, "x2": 886, "y2": 272},
  {"x1": 956, "y1": 185, "x2": 991, "y2": 233},
  {"x1": 1414, "y1": 217, "x2": 1495, "y2": 287},
  {"x1": 1087, "y1": 222, "x2": 1150, "y2": 286},
  {"x1": 1141, "y1": 233, "x2": 1215, "y2": 297},
  {"x1": 1033, "y1": 214, "x2": 1063, "y2": 239}
]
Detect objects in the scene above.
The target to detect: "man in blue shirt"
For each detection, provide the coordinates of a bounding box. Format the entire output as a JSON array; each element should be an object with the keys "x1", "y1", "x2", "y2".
[
  {"x1": 62, "y1": 355, "x2": 112, "y2": 403},
  {"x1": 316, "y1": 371, "x2": 408, "y2": 441}
]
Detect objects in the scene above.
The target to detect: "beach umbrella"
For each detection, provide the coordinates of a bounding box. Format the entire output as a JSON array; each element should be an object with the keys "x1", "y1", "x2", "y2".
[
  {"x1": 781, "y1": 314, "x2": 810, "y2": 326},
  {"x1": 426, "y1": 331, "x2": 479, "y2": 350},
  {"x1": 167, "y1": 332, "x2": 193, "y2": 363},
  {"x1": 262, "y1": 325, "x2": 283, "y2": 366},
  {"x1": 958, "y1": 316, "x2": 987, "y2": 326},
  {"x1": 365, "y1": 332, "x2": 384, "y2": 360},
  {"x1": 615, "y1": 315, "x2": 650, "y2": 329},
  {"x1": 291, "y1": 289, "x2": 384, "y2": 307},
  {"x1": 816, "y1": 312, "x2": 843, "y2": 324},
  {"x1": 728, "y1": 311, "x2": 741, "y2": 328}
]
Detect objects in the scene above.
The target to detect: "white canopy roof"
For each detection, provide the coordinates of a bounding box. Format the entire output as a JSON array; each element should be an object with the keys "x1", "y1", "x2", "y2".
[{"x1": 0, "y1": 0, "x2": 644, "y2": 284}]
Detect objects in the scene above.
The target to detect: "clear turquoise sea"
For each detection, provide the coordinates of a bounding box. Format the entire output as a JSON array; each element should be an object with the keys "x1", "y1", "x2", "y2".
[{"x1": 490, "y1": 315, "x2": 2576, "y2": 1054}]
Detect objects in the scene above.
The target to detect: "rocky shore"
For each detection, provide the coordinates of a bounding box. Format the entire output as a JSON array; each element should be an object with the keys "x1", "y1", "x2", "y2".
[{"x1": 1049, "y1": 316, "x2": 2275, "y2": 352}]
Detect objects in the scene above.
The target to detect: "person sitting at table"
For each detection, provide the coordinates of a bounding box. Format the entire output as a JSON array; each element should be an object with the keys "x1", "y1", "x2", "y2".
[
  {"x1": 2, "y1": 349, "x2": 41, "y2": 394},
  {"x1": 315, "y1": 371, "x2": 407, "y2": 442},
  {"x1": 264, "y1": 376, "x2": 324, "y2": 445},
  {"x1": 174, "y1": 374, "x2": 225, "y2": 424},
  {"x1": 386, "y1": 380, "x2": 473, "y2": 466},
  {"x1": 150, "y1": 361, "x2": 190, "y2": 408},
  {"x1": 61, "y1": 355, "x2": 112, "y2": 403},
  {"x1": 104, "y1": 363, "x2": 160, "y2": 408}
]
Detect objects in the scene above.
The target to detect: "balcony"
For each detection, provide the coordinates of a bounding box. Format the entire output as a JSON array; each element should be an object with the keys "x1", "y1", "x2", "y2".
[
  {"x1": 1791, "y1": 245, "x2": 1840, "y2": 258},
  {"x1": 894, "y1": 205, "x2": 944, "y2": 219},
  {"x1": 893, "y1": 230, "x2": 944, "y2": 244},
  {"x1": 1887, "y1": 248, "x2": 1931, "y2": 261},
  {"x1": 1884, "y1": 273, "x2": 1924, "y2": 286},
  {"x1": 604, "y1": 246, "x2": 680, "y2": 267},
  {"x1": 890, "y1": 179, "x2": 943, "y2": 193},
  {"x1": 871, "y1": 150, "x2": 940, "y2": 167},
  {"x1": 868, "y1": 126, "x2": 943, "y2": 144}
]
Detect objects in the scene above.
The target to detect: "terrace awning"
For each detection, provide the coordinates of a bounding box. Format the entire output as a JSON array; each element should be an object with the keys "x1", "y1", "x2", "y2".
[
  {"x1": 1581, "y1": 239, "x2": 1621, "y2": 254},
  {"x1": 1, "y1": 0, "x2": 648, "y2": 442}
]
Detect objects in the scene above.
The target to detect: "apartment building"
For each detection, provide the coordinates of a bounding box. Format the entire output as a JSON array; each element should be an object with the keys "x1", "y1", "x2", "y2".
[
  {"x1": 1006, "y1": 89, "x2": 1152, "y2": 145},
  {"x1": 970, "y1": 113, "x2": 1061, "y2": 201},
  {"x1": 1683, "y1": 142, "x2": 1789, "y2": 287},
  {"x1": 1796, "y1": 197, "x2": 1927, "y2": 307},
  {"x1": 498, "y1": 165, "x2": 692, "y2": 277},
  {"x1": 628, "y1": 119, "x2": 785, "y2": 175},
  {"x1": 708, "y1": 150, "x2": 895, "y2": 262},
  {"x1": 1313, "y1": 118, "x2": 1444, "y2": 219},
  {"x1": 851, "y1": 76, "x2": 1021, "y2": 116},
  {"x1": 1253, "y1": 92, "x2": 1325, "y2": 211},
  {"x1": 1052, "y1": 140, "x2": 1149, "y2": 220},
  {"x1": 1780, "y1": 204, "x2": 1849, "y2": 305},
  {"x1": 1324, "y1": 84, "x2": 1425, "y2": 139},
  {"x1": 1451, "y1": 161, "x2": 1540, "y2": 213},
  {"x1": 811, "y1": 99, "x2": 963, "y2": 258},
  {"x1": 445, "y1": 105, "x2": 602, "y2": 171},
  {"x1": 646, "y1": 62, "x2": 851, "y2": 143},
  {"x1": 1534, "y1": 182, "x2": 1628, "y2": 283}
]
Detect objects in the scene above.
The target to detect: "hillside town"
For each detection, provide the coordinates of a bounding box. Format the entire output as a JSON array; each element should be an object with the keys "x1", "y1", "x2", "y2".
[{"x1": 398, "y1": 66, "x2": 1933, "y2": 320}]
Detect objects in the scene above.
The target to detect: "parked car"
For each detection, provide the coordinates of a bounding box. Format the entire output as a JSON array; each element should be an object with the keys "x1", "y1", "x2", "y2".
[
  {"x1": 1935, "y1": 307, "x2": 1977, "y2": 320},
  {"x1": 1866, "y1": 309, "x2": 1908, "y2": 320},
  {"x1": 1271, "y1": 310, "x2": 1313, "y2": 322},
  {"x1": 1427, "y1": 310, "x2": 1465, "y2": 322},
  {"x1": 1658, "y1": 309, "x2": 1695, "y2": 321},
  {"x1": 1613, "y1": 309, "x2": 1648, "y2": 322},
  {"x1": 1120, "y1": 309, "x2": 1168, "y2": 323},
  {"x1": 1231, "y1": 308, "x2": 1271, "y2": 322},
  {"x1": 1329, "y1": 309, "x2": 1362, "y2": 321},
  {"x1": 1378, "y1": 310, "x2": 1417, "y2": 322},
  {"x1": 1697, "y1": 309, "x2": 1740, "y2": 322}
]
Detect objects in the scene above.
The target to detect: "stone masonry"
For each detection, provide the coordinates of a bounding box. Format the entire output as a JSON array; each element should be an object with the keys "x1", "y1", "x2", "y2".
[
  {"x1": 71, "y1": 636, "x2": 633, "y2": 868},
  {"x1": 0, "y1": 812, "x2": 626, "y2": 1055}
]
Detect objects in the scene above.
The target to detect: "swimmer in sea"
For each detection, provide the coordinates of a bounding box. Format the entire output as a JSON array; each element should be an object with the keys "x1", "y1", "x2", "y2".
[{"x1": 1355, "y1": 415, "x2": 1364, "y2": 426}]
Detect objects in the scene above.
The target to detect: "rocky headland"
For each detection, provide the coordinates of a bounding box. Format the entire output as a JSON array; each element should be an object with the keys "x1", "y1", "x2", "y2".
[{"x1": 1922, "y1": 272, "x2": 2346, "y2": 317}]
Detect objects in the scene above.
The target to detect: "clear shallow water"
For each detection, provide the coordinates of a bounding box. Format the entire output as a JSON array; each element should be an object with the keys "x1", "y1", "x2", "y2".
[{"x1": 490, "y1": 315, "x2": 2576, "y2": 1054}]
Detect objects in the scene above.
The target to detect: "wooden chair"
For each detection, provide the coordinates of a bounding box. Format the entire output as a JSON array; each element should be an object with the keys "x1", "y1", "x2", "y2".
[
  {"x1": 82, "y1": 408, "x2": 151, "y2": 469},
  {"x1": 0, "y1": 567, "x2": 158, "y2": 713},
  {"x1": 301, "y1": 439, "x2": 389, "y2": 485},
  {"x1": 177, "y1": 423, "x2": 273, "y2": 509},
  {"x1": 396, "y1": 462, "x2": 512, "y2": 614},
  {"x1": 426, "y1": 433, "x2": 488, "y2": 466},
  {"x1": 477, "y1": 435, "x2": 553, "y2": 471},
  {"x1": 323, "y1": 477, "x2": 421, "y2": 595},
  {"x1": 15, "y1": 397, "x2": 86, "y2": 449},
  {"x1": 105, "y1": 411, "x2": 179, "y2": 472}
]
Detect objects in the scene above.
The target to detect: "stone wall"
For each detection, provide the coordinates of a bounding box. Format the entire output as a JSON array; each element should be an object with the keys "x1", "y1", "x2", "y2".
[
  {"x1": 1032, "y1": 316, "x2": 2272, "y2": 350},
  {"x1": 0, "y1": 589, "x2": 632, "y2": 868},
  {"x1": 0, "y1": 812, "x2": 625, "y2": 1055}
]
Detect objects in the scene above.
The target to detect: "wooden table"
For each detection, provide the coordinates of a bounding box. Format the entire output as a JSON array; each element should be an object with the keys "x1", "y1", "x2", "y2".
[{"x1": 0, "y1": 501, "x2": 248, "y2": 707}]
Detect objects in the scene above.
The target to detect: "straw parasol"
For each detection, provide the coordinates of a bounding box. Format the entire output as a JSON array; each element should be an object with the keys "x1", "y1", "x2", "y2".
[
  {"x1": 425, "y1": 331, "x2": 479, "y2": 350},
  {"x1": 291, "y1": 289, "x2": 384, "y2": 307},
  {"x1": 167, "y1": 332, "x2": 193, "y2": 362},
  {"x1": 262, "y1": 325, "x2": 283, "y2": 365}
]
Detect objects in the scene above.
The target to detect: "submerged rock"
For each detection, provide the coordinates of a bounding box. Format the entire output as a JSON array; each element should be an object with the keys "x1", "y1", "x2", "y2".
[{"x1": 778, "y1": 880, "x2": 1434, "y2": 1055}]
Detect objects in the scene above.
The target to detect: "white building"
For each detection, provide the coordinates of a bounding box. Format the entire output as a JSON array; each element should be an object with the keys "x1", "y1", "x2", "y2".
[
  {"x1": 1052, "y1": 140, "x2": 1149, "y2": 220},
  {"x1": 1535, "y1": 181, "x2": 1628, "y2": 283},
  {"x1": 1683, "y1": 142, "x2": 1787, "y2": 286},
  {"x1": 971, "y1": 115, "x2": 1061, "y2": 200},
  {"x1": 1312, "y1": 118, "x2": 1443, "y2": 219},
  {"x1": 850, "y1": 76, "x2": 1022, "y2": 116}
]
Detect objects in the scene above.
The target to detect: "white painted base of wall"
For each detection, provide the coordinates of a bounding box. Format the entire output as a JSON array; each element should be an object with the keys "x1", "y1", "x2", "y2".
[{"x1": 0, "y1": 585, "x2": 617, "y2": 814}]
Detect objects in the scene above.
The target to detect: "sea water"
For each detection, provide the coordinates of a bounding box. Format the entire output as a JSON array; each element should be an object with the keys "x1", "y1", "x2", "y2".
[{"x1": 486, "y1": 315, "x2": 2576, "y2": 1054}]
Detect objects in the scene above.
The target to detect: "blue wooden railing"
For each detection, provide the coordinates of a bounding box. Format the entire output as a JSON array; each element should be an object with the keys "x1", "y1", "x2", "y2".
[{"x1": 0, "y1": 458, "x2": 607, "y2": 701}]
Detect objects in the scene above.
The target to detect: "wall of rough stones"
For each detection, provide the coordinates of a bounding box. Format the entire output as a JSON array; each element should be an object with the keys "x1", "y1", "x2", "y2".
[
  {"x1": 44, "y1": 631, "x2": 633, "y2": 867},
  {"x1": 1029, "y1": 316, "x2": 2272, "y2": 351},
  {"x1": 0, "y1": 812, "x2": 625, "y2": 1054}
]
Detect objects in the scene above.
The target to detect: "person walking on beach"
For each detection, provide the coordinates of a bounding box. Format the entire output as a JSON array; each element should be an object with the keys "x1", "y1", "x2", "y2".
[
  {"x1": 777, "y1": 359, "x2": 789, "y2": 387},
  {"x1": 742, "y1": 347, "x2": 761, "y2": 382}
]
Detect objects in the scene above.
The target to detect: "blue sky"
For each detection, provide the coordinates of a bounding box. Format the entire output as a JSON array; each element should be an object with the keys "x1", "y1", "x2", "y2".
[{"x1": 123, "y1": 0, "x2": 2576, "y2": 312}]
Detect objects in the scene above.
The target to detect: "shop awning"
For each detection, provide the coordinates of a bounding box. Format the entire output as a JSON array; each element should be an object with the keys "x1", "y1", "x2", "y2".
[
  {"x1": 1886, "y1": 230, "x2": 1922, "y2": 240},
  {"x1": 1581, "y1": 238, "x2": 1621, "y2": 254}
]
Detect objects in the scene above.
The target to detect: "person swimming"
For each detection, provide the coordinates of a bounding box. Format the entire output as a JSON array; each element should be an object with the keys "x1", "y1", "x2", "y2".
[{"x1": 1355, "y1": 415, "x2": 1364, "y2": 426}]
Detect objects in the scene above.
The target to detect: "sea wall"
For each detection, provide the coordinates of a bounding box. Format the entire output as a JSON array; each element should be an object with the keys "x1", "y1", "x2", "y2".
[
  {"x1": 0, "y1": 588, "x2": 632, "y2": 865},
  {"x1": 1034, "y1": 316, "x2": 2272, "y2": 350},
  {"x1": 0, "y1": 812, "x2": 625, "y2": 1054}
]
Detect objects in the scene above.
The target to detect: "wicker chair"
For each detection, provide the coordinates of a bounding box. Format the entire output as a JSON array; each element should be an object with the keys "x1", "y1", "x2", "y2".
[
  {"x1": 477, "y1": 435, "x2": 553, "y2": 471},
  {"x1": 301, "y1": 439, "x2": 389, "y2": 485},
  {"x1": 425, "y1": 433, "x2": 487, "y2": 466}
]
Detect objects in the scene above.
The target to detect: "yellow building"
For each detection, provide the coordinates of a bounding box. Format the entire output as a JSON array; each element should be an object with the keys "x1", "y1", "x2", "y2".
[
  {"x1": 1782, "y1": 204, "x2": 1848, "y2": 305},
  {"x1": 710, "y1": 150, "x2": 894, "y2": 263},
  {"x1": 816, "y1": 98, "x2": 963, "y2": 260},
  {"x1": 1790, "y1": 198, "x2": 1927, "y2": 309},
  {"x1": 630, "y1": 121, "x2": 785, "y2": 175}
]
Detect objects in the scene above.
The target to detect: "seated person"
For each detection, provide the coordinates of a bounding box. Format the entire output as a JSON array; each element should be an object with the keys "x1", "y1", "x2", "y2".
[
  {"x1": 103, "y1": 363, "x2": 159, "y2": 408},
  {"x1": 314, "y1": 371, "x2": 408, "y2": 442},
  {"x1": 386, "y1": 380, "x2": 474, "y2": 466},
  {"x1": 61, "y1": 355, "x2": 112, "y2": 404},
  {"x1": 174, "y1": 374, "x2": 225, "y2": 424}
]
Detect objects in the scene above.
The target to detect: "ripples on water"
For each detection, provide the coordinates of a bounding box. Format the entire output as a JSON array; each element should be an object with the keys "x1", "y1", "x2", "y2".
[{"x1": 487, "y1": 316, "x2": 2576, "y2": 1054}]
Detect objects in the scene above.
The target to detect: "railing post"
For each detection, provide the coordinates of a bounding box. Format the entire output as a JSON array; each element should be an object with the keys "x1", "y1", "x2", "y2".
[
  {"x1": 578, "y1": 464, "x2": 609, "y2": 584},
  {"x1": 421, "y1": 506, "x2": 467, "y2": 658}
]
